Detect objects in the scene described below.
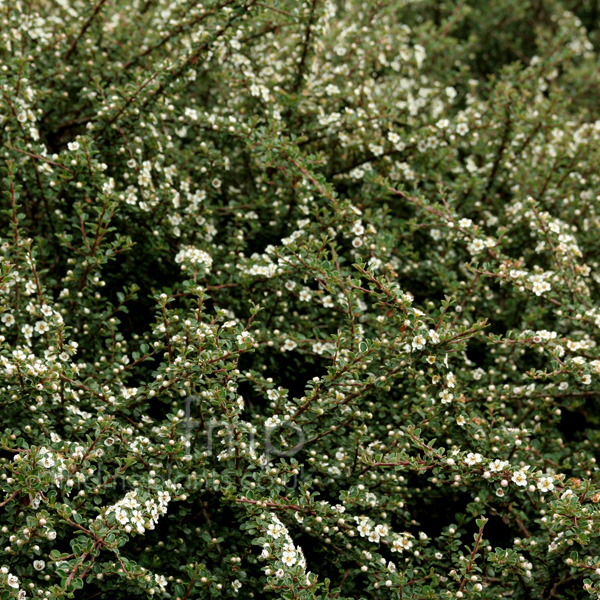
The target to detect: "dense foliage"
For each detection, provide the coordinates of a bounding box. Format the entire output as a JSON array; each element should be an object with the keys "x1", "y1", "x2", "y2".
[{"x1": 2, "y1": 0, "x2": 600, "y2": 598}]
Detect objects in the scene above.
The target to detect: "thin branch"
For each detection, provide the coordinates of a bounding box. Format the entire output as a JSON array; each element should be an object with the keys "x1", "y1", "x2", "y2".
[
  {"x1": 64, "y1": 0, "x2": 110, "y2": 60},
  {"x1": 291, "y1": 0, "x2": 319, "y2": 93},
  {"x1": 0, "y1": 490, "x2": 18, "y2": 508},
  {"x1": 7, "y1": 145, "x2": 72, "y2": 172}
]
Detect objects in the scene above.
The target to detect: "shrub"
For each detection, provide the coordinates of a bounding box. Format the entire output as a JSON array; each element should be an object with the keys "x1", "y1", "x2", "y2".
[{"x1": 2, "y1": 0, "x2": 600, "y2": 598}]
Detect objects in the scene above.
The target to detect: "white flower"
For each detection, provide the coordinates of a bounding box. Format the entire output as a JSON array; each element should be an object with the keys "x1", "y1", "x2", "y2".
[
  {"x1": 40, "y1": 456, "x2": 55, "y2": 468},
  {"x1": 472, "y1": 367, "x2": 485, "y2": 380},
  {"x1": 7, "y1": 573, "x2": 19, "y2": 588},
  {"x1": 115, "y1": 507, "x2": 129, "y2": 525},
  {"x1": 465, "y1": 452, "x2": 482, "y2": 466},
  {"x1": 537, "y1": 476, "x2": 554, "y2": 493},
  {"x1": 428, "y1": 329, "x2": 440, "y2": 343},
  {"x1": 356, "y1": 520, "x2": 371, "y2": 537},
  {"x1": 391, "y1": 533, "x2": 413, "y2": 552},
  {"x1": 236, "y1": 331, "x2": 253, "y2": 346},
  {"x1": 121, "y1": 493, "x2": 138, "y2": 509},
  {"x1": 532, "y1": 280, "x2": 550, "y2": 295},
  {"x1": 157, "y1": 490, "x2": 171, "y2": 506},
  {"x1": 33, "y1": 560, "x2": 45, "y2": 571},
  {"x1": 488, "y1": 459, "x2": 508, "y2": 472},
  {"x1": 155, "y1": 574, "x2": 167, "y2": 590},
  {"x1": 1, "y1": 312, "x2": 15, "y2": 326},
  {"x1": 412, "y1": 335, "x2": 426, "y2": 350},
  {"x1": 322, "y1": 295, "x2": 334, "y2": 308},
  {"x1": 351, "y1": 222, "x2": 364, "y2": 236},
  {"x1": 511, "y1": 470, "x2": 528, "y2": 486},
  {"x1": 67, "y1": 141, "x2": 80, "y2": 151},
  {"x1": 367, "y1": 530, "x2": 380, "y2": 543},
  {"x1": 439, "y1": 390, "x2": 453, "y2": 404},
  {"x1": 130, "y1": 511, "x2": 145, "y2": 532},
  {"x1": 267, "y1": 522, "x2": 285, "y2": 539},
  {"x1": 35, "y1": 321, "x2": 50, "y2": 334},
  {"x1": 174, "y1": 246, "x2": 213, "y2": 273},
  {"x1": 468, "y1": 238, "x2": 486, "y2": 254},
  {"x1": 232, "y1": 579, "x2": 242, "y2": 592},
  {"x1": 282, "y1": 339, "x2": 297, "y2": 352},
  {"x1": 265, "y1": 415, "x2": 281, "y2": 429},
  {"x1": 530, "y1": 274, "x2": 551, "y2": 296}
]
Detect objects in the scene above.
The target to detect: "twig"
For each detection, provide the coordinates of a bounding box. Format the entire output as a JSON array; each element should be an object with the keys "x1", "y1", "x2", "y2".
[
  {"x1": 64, "y1": 0, "x2": 109, "y2": 60},
  {"x1": 0, "y1": 490, "x2": 18, "y2": 508},
  {"x1": 291, "y1": 0, "x2": 319, "y2": 93},
  {"x1": 64, "y1": 551, "x2": 89, "y2": 588},
  {"x1": 7, "y1": 145, "x2": 72, "y2": 173},
  {"x1": 458, "y1": 518, "x2": 487, "y2": 592}
]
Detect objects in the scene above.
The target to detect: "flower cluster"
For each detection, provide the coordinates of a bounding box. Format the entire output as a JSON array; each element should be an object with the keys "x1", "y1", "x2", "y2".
[
  {"x1": 102, "y1": 488, "x2": 171, "y2": 535},
  {"x1": 174, "y1": 246, "x2": 213, "y2": 274}
]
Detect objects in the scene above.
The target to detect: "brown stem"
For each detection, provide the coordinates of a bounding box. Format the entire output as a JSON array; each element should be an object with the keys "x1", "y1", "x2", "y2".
[
  {"x1": 64, "y1": 551, "x2": 89, "y2": 588},
  {"x1": 0, "y1": 490, "x2": 18, "y2": 508},
  {"x1": 64, "y1": 0, "x2": 109, "y2": 60},
  {"x1": 7, "y1": 145, "x2": 72, "y2": 172}
]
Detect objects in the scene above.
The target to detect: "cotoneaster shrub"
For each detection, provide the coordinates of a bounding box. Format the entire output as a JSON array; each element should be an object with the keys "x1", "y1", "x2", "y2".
[{"x1": 2, "y1": 0, "x2": 600, "y2": 598}]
